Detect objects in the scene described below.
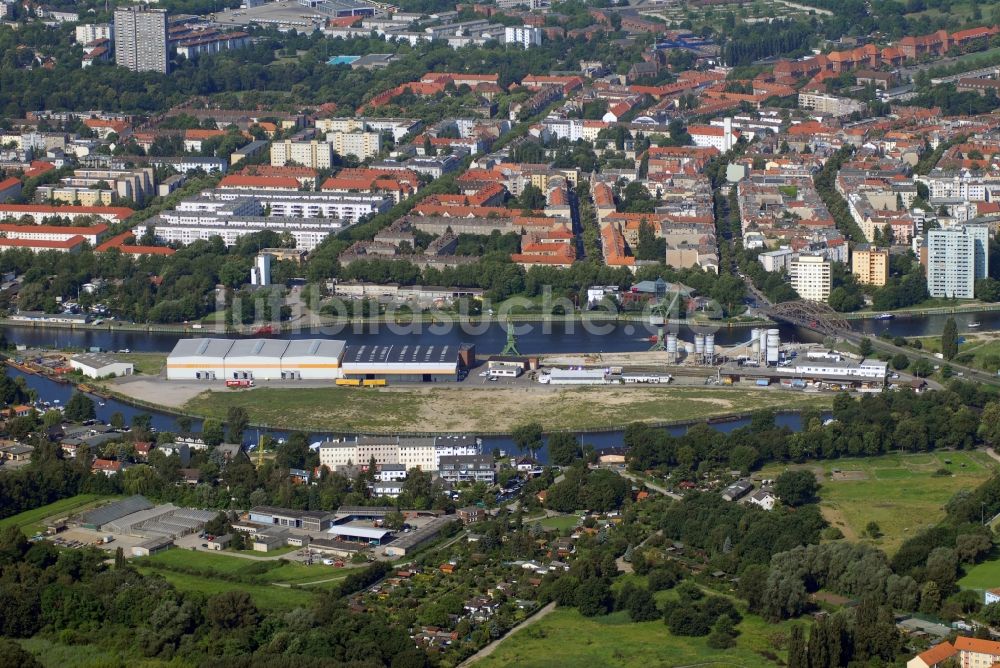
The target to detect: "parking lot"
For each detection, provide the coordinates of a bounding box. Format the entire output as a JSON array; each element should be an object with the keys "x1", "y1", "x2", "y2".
[{"x1": 46, "y1": 527, "x2": 147, "y2": 555}]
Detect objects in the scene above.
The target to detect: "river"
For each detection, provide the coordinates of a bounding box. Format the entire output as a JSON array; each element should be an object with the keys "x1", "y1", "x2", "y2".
[{"x1": 1, "y1": 308, "x2": 990, "y2": 355}]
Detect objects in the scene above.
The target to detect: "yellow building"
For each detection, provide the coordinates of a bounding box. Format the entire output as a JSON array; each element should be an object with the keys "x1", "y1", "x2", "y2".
[{"x1": 852, "y1": 246, "x2": 889, "y2": 286}]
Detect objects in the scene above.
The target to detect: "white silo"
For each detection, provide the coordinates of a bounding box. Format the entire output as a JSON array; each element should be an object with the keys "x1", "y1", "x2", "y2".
[
  {"x1": 694, "y1": 334, "x2": 705, "y2": 357},
  {"x1": 666, "y1": 333, "x2": 678, "y2": 363},
  {"x1": 759, "y1": 329, "x2": 768, "y2": 363},
  {"x1": 750, "y1": 328, "x2": 761, "y2": 361},
  {"x1": 704, "y1": 333, "x2": 715, "y2": 364},
  {"x1": 766, "y1": 329, "x2": 780, "y2": 364}
]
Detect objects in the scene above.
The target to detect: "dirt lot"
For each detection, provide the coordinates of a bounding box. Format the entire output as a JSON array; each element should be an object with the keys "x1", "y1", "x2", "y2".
[{"x1": 49, "y1": 527, "x2": 146, "y2": 555}]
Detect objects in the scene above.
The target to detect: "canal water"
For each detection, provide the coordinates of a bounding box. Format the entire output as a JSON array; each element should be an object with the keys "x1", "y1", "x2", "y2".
[{"x1": 1, "y1": 308, "x2": 989, "y2": 356}]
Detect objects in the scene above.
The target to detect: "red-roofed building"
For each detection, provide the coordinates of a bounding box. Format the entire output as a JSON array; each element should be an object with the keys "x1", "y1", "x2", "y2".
[
  {"x1": 183, "y1": 128, "x2": 226, "y2": 152},
  {"x1": 601, "y1": 223, "x2": 635, "y2": 268},
  {"x1": 0, "y1": 177, "x2": 21, "y2": 203},
  {"x1": 0, "y1": 223, "x2": 107, "y2": 245},
  {"x1": 91, "y1": 458, "x2": 123, "y2": 476},
  {"x1": 0, "y1": 235, "x2": 87, "y2": 253},
  {"x1": 219, "y1": 175, "x2": 301, "y2": 191},
  {"x1": 0, "y1": 204, "x2": 132, "y2": 224},
  {"x1": 83, "y1": 118, "x2": 130, "y2": 140},
  {"x1": 23, "y1": 161, "x2": 55, "y2": 180},
  {"x1": 95, "y1": 231, "x2": 175, "y2": 256}
]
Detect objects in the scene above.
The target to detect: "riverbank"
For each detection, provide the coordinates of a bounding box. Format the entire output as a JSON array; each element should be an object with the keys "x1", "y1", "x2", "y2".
[
  {"x1": 842, "y1": 302, "x2": 1000, "y2": 320},
  {"x1": 0, "y1": 313, "x2": 777, "y2": 335},
  {"x1": 167, "y1": 384, "x2": 832, "y2": 434}
]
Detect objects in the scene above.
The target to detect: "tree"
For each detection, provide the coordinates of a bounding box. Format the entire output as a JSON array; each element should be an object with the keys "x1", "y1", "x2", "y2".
[
  {"x1": 942, "y1": 317, "x2": 959, "y2": 360},
  {"x1": 110, "y1": 412, "x2": 125, "y2": 430},
  {"x1": 626, "y1": 586, "x2": 660, "y2": 622},
  {"x1": 202, "y1": 419, "x2": 225, "y2": 447},
  {"x1": 577, "y1": 578, "x2": 612, "y2": 616},
  {"x1": 787, "y1": 625, "x2": 807, "y2": 668},
  {"x1": 891, "y1": 353, "x2": 910, "y2": 370},
  {"x1": 774, "y1": 470, "x2": 818, "y2": 507},
  {"x1": 858, "y1": 337, "x2": 874, "y2": 357},
  {"x1": 512, "y1": 422, "x2": 544, "y2": 457},
  {"x1": 384, "y1": 510, "x2": 405, "y2": 531},
  {"x1": 548, "y1": 432, "x2": 581, "y2": 466},
  {"x1": 206, "y1": 590, "x2": 259, "y2": 629},
  {"x1": 0, "y1": 638, "x2": 42, "y2": 668},
  {"x1": 707, "y1": 614, "x2": 737, "y2": 649},
  {"x1": 517, "y1": 184, "x2": 545, "y2": 210},
  {"x1": 226, "y1": 406, "x2": 250, "y2": 443},
  {"x1": 63, "y1": 392, "x2": 96, "y2": 422},
  {"x1": 910, "y1": 358, "x2": 934, "y2": 377},
  {"x1": 865, "y1": 521, "x2": 882, "y2": 538}
]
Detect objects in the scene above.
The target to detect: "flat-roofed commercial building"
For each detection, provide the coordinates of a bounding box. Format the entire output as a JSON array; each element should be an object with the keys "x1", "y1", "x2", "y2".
[
  {"x1": 281, "y1": 339, "x2": 345, "y2": 379},
  {"x1": 166, "y1": 337, "x2": 346, "y2": 381},
  {"x1": 340, "y1": 344, "x2": 460, "y2": 382}
]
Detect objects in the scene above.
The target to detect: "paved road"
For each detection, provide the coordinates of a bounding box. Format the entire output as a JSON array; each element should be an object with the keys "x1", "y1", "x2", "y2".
[
  {"x1": 618, "y1": 470, "x2": 682, "y2": 500},
  {"x1": 458, "y1": 602, "x2": 557, "y2": 666}
]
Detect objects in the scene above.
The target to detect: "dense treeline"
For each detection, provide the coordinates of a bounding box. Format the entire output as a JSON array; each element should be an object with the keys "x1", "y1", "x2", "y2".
[
  {"x1": 627, "y1": 383, "x2": 993, "y2": 477},
  {"x1": 722, "y1": 20, "x2": 816, "y2": 66},
  {"x1": 0, "y1": 525, "x2": 429, "y2": 666}
]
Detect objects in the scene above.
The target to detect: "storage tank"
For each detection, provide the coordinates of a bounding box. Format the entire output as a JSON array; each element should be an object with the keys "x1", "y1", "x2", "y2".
[
  {"x1": 704, "y1": 334, "x2": 715, "y2": 364},
  {"x1": 750, "y1": 328, "x2": 761, "y2": 361},
  {"x1": 766, "y1": 329, "x2": 780, "y2": 364},
  {"x1": 666, "y1": 333, "x2": 678, "y2": 361},
  {"x1": 694, "y1": 334, "x2": 705, "y2": 356},
  {"x1": 759, "y1": 329, "x2": 768, "y2": 362}
]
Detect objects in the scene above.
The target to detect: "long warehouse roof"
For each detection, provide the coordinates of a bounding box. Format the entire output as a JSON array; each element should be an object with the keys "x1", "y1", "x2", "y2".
[{"x1": 341, "y1": 344, "x2": 455, "y2": 366}]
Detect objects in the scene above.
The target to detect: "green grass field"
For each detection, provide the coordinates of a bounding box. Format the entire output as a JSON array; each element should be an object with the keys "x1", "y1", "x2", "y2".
[
  {"x1": 17, "y1": 637, "x2": 173, "y2": 668},
  {"x1": 760, "y1": 451, "x2": 997, "y2": 554},
  {"x1": 135, "y1": 548, "x2": 350, "y2": 587},
  {"x1": 0, "y1": 494, "x2": 113, "y2": 537},
  {"x1": 960, "y1": 558, "x2": 1000, "y2": 592},
  {"x1": 477, "y1": 605, "x2": 796, "y2": 668},
  {"x1": 137, "y1": 567, "x2": 317, "y2": 611},
  {"x1": 115, "y1": 353, "x2": 167, "y2": 376},
  {"x1": 538, "y1": 514, "x2": 579, "y2": 532},
  {"x1": 181, "y1": 385, "x2": 833, "y2": 433}
]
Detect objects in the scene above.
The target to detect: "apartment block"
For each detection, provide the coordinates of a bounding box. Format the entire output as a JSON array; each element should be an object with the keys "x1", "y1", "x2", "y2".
[
  {"x1": 326, "y1": 131, "x2": 382, "y2": 161},
  {"x1": 270, "y1": 140, "x2": 334, "y2": 169},
  {"x1": 852, "y1": 246, "x2": 890, "y2": 286},
  {"x1": 927, "y1": 225, "x2": 989, "y2": 298},
  {"x1": 114, "y1": 7, "x2": 168, "y2": 73},
  {"x1": 789, "y1": 253, "x2": 831, "y2": 302}
]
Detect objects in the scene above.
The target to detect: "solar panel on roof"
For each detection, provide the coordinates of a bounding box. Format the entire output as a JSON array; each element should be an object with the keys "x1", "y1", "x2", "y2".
[
  {"x1": 253, "y1": 340, "x2": 264, "y2": 354},
  {"x1": 197, "y1": 339, "x2": 209, "y2": 355},
  {"x1": 309, "y1": 341, "x2": 320, "y2": 354}
]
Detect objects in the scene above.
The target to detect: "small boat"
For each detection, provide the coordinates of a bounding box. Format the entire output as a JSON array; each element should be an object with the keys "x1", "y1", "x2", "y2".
[
  {"x1": 969, "y1": 322, "x2": 982, "y2": 328},
  {"x1": 874, "y1": 313, "x2": 894, "y2": 321}
]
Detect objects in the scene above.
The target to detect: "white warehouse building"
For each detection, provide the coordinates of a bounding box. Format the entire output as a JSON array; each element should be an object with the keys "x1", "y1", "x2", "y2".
[{"x1": 166, "y1": 338, "x2": 346, "y2": 381}]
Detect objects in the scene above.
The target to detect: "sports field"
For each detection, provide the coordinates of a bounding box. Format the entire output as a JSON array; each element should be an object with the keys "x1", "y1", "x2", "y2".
[{"x1": 759, "y1": 451, "x2": 997, "y2": 554}]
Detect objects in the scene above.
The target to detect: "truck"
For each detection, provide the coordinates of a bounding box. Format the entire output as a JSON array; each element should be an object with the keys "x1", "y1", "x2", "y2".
[
  {"x1": 755, "y1": 378, "x2": 771, "y2": 387},
  {"x1": 226, "y1": 379, "x2": 254, "y2": 388}
]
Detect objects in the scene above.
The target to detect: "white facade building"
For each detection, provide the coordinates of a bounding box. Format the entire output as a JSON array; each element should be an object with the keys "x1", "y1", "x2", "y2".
[
  {"x1": 690, "y1": 118, "x2": 736, "y2": 152},
  {"x1": 759, "y1": 247, "x2": 794, "y2": 273},
  {"x1": 318, "y1": 435, "x2": 481, "y2": 472},
  {"x1": 789, "y1": 253, "x2": 831, "y2": 302},
  {"x1": 504, "y1": 25, "x2": 542, "y2": 47},
  {"x1": 69, "y1": 352, "x2": 134, "y2": 379},
  {"x1": 270, "y1": 140, "x2": 334, "y2": 169},
  {"x1": 251, "y1": 253, "x2": 272, "y2": 286},
  {"x1": 927, "y1": 224, "x2": 989, "y2": 299},
  {"x1": 76, "y1": 23, "x2": 113, "y2": 44},
  {"x1": 327, "y1": 131, "x2": 382, "y2": 161}
]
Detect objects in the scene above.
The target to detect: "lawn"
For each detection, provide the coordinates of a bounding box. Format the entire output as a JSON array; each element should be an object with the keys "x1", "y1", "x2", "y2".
[
  {"x1": 476, "y1": 605, "x2": 796, "y2": 668},
  {"x1": 18, "y1": 637, "x2": 173, "y2": 668},
  {"x1": 135, "y1": 547, "x2": 349, "y2": 587},
  {"x1": 959, "y1": 557, "x2": 1000, "y2": 592},
  {"x1": 759, "y1": 451, "x2": 997, "y2": 554},
  {"x1": 137, "y1": 566, "x2": 317, "y2": 611},
  {"x1": 181, "y1": 385, "x2": 832, "y2": 433},
  {"x1": 538, "y1": 514, "x2": 579, "y2": 532},
  {"x1": 0, "y1": 494, "x2": 113, "y2": 537},
  {"x1": 115, "y1": 352, "x2": 167, "y2": 376}
]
